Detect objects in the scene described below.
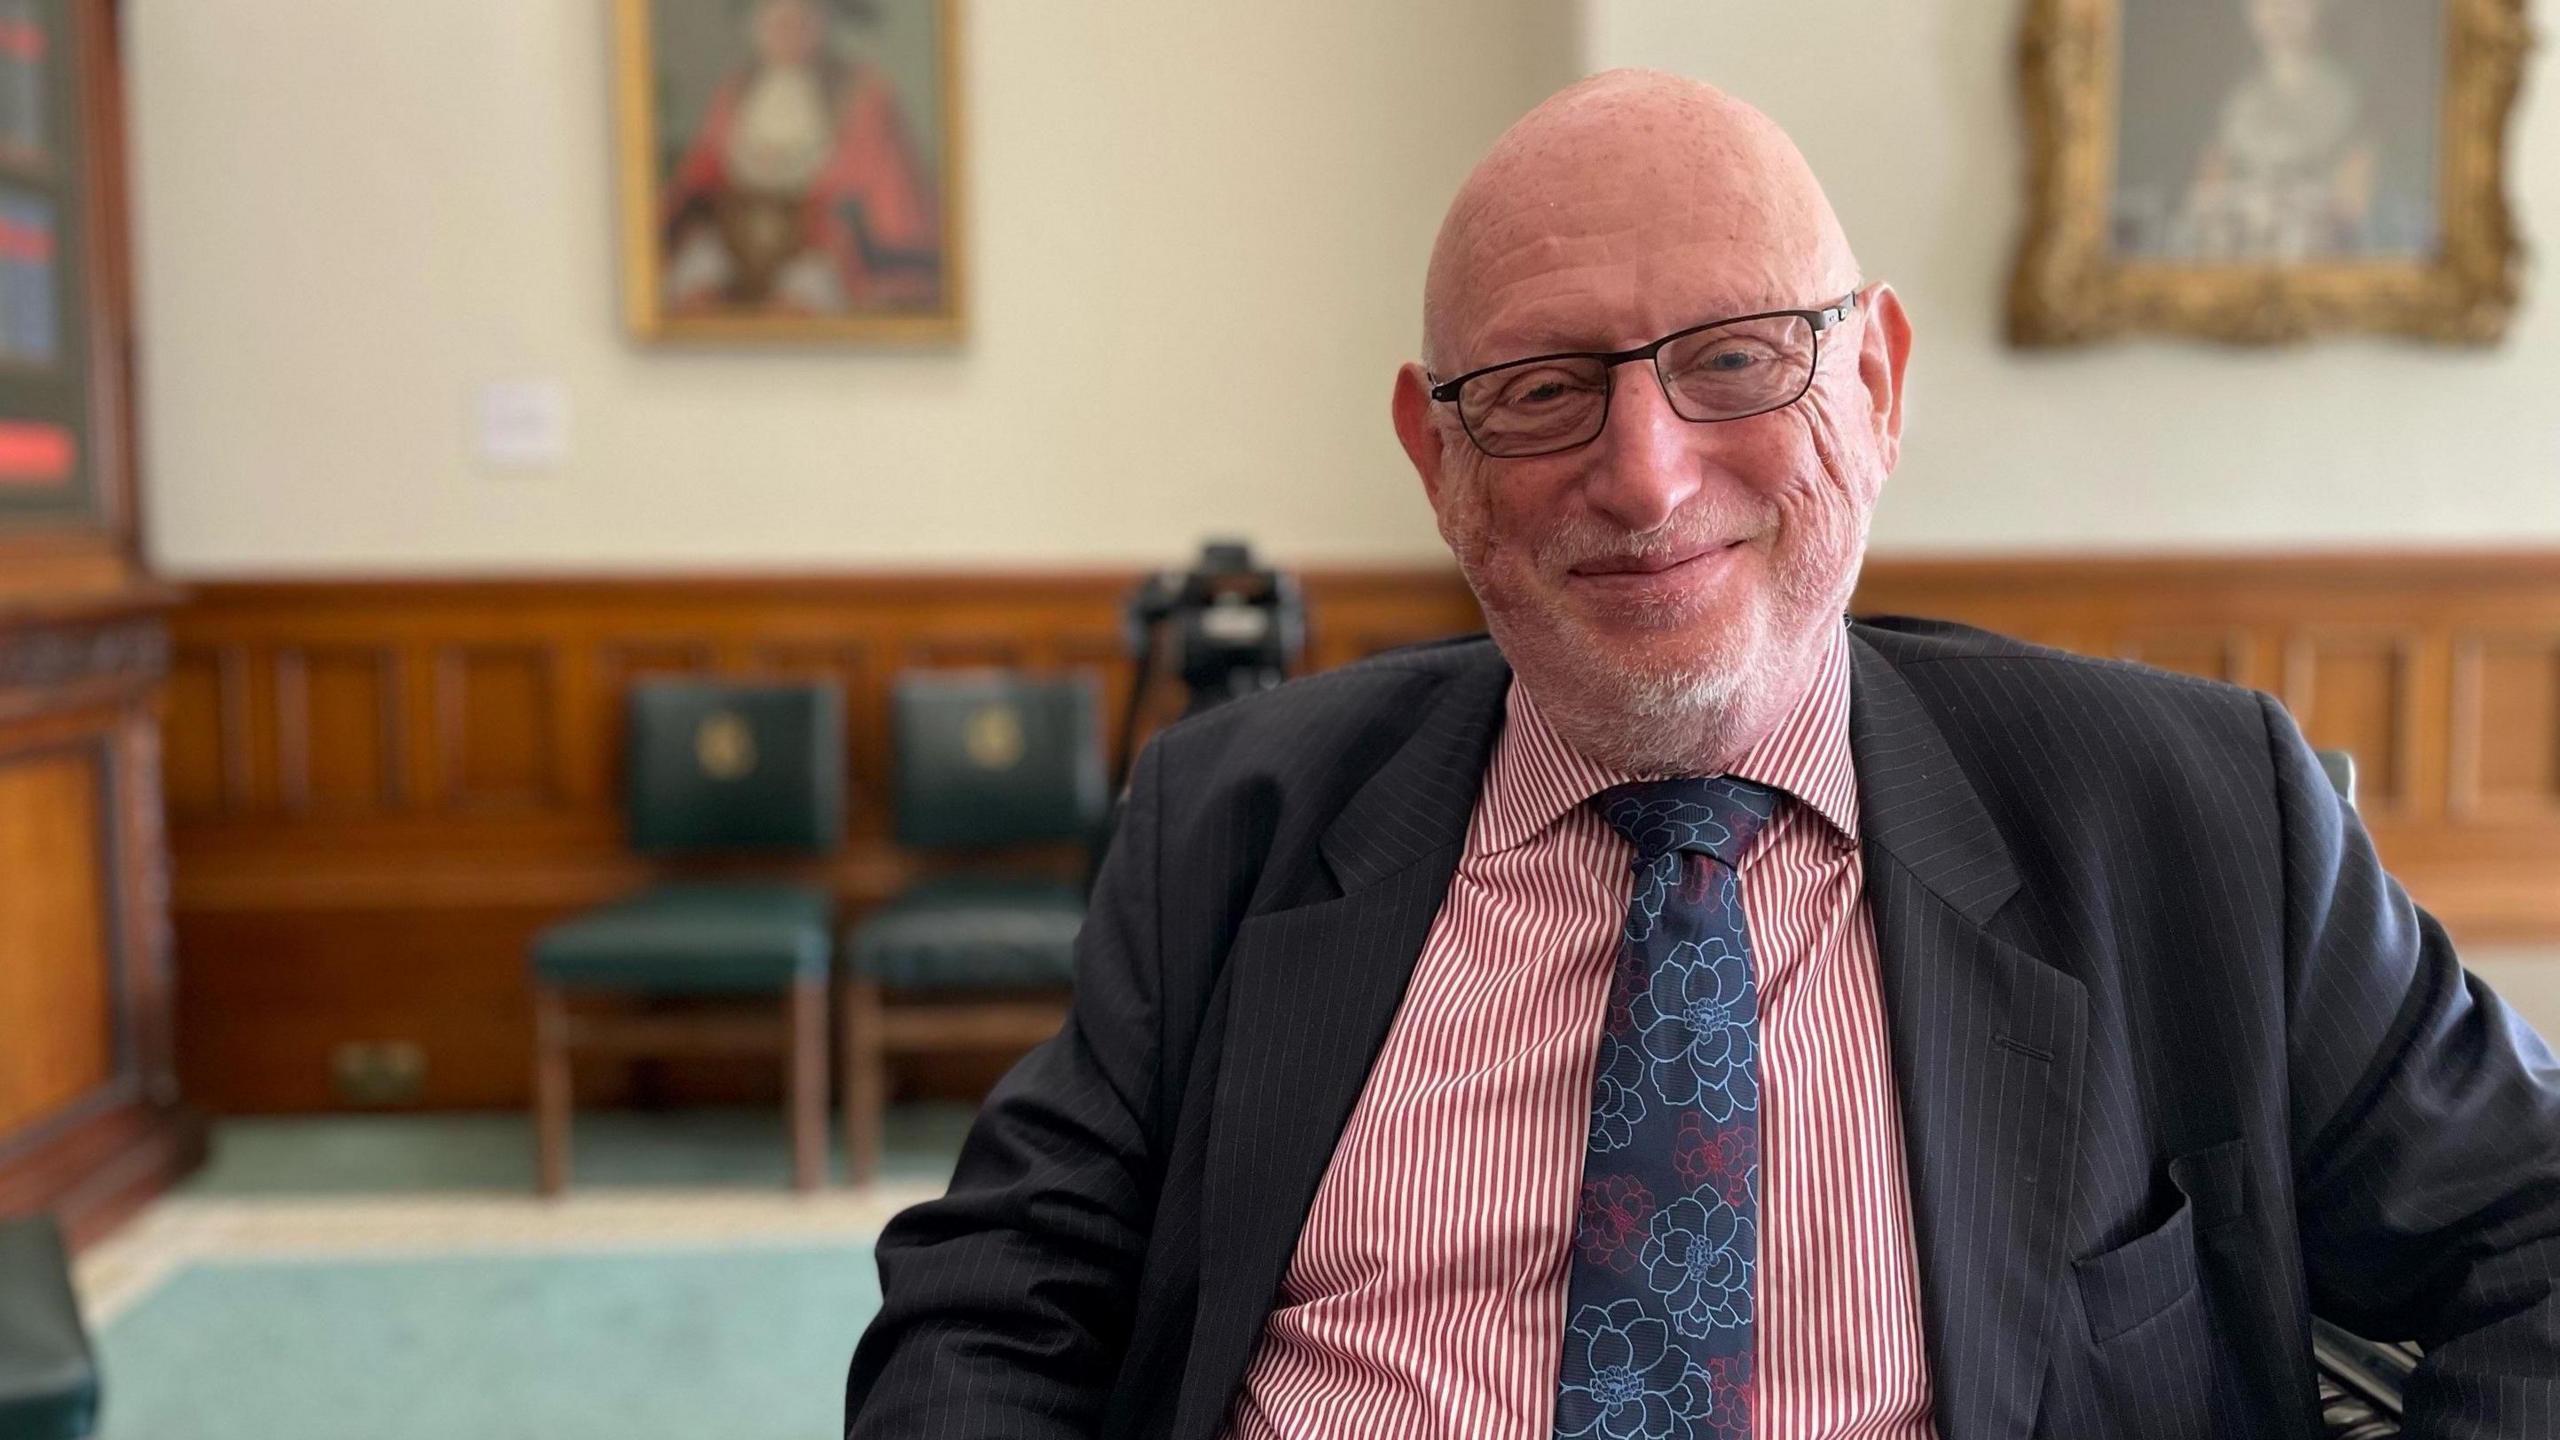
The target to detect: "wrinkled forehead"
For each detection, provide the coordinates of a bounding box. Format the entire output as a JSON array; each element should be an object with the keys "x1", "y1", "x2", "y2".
[{"x1": 1431, "y1": 156, "x2": 1846, "y2": 372}]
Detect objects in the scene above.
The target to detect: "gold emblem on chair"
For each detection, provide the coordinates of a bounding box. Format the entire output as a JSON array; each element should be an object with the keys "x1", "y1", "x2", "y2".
[
  {"x1": 963, "y1": 703, "x2": 1027, "y2": 771},
  {"x1": 694, "y1": 711, "x2": 759, "y2": 781}
]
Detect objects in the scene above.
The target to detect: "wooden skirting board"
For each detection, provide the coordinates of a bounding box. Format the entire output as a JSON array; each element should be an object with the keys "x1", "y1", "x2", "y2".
[{"x1": 162, "y1": 556, "x2": 2560, "y2": 1112}]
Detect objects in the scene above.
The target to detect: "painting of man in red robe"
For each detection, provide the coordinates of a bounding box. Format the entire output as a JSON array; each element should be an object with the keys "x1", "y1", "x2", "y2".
[{"x1": 654, "y1": 0, "x2": 946, "y2": 320}]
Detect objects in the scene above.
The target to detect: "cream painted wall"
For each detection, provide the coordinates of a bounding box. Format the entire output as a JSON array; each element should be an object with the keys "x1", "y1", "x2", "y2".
[
  {"x1": 127, "y1": 1, "x2": 1576, "y2": 574},
  {"x1": 1583, "y1": 0, "x2": 2560, "y2": 552},
  {"x1": 123, "y1": 3, "x2": 2560, "y2": 571}
]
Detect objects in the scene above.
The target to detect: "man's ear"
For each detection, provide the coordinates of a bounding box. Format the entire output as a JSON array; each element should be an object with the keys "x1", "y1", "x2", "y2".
[
  {"x1": 1391, "y1": 362, "x2": 1449, "y2": 508},
  {"x1": 1856, "y1": 282, "x2": 1914, "y2": 471}
]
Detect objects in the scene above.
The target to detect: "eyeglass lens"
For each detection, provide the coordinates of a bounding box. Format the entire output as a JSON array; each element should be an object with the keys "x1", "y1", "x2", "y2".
[{"x1": 1457, "y1": 313, "x2": 1818, "y2": 458}]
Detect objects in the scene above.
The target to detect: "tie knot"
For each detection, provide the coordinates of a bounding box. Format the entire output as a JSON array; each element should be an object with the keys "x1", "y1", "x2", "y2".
[{"x1": 1594, "y1": 776, "x2": 1780, "y2": 869}]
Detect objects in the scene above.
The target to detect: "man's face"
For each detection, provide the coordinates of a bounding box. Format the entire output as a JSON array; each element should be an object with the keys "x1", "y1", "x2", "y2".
[{"x1": 1399, "y1": 181, "x2": 1908, "y2": 766}]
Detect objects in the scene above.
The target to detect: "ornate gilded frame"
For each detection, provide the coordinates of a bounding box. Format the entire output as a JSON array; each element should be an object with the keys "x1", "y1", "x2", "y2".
[
  {"x1": 613, "y1": 0, "x2": 966, "y2": 344},
  {"x1": 2009, "y1": 0, "x2": 2531, "y2": 346}
]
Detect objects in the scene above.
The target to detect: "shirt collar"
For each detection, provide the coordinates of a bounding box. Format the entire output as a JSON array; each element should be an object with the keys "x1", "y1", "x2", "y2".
[{"x1": 1474, "y1": 618, "x2": 1862, "y2": 855}]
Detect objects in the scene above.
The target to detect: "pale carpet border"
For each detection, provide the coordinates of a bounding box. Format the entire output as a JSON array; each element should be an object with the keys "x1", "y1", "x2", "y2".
[{"x1": 75, "y1": 1183, "x2": 945, "y2": 1328}]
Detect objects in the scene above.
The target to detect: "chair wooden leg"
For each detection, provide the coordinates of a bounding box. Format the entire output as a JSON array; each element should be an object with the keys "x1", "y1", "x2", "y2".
[
  {"x1": 841, "y1": 976, "x2": 886, "y2": 1186},
  {"x1": 532, "y1": 986, "x2": 572, "y2": 1197},
  {"x1": 788, "y1": 977, "x2": 828, "y2": 1192}
]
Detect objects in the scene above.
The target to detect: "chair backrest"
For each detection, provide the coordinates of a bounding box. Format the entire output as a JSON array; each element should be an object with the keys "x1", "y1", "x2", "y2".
[
  {"x1": 891, "y1": 669, "x2": 1106, "y2": 849},
  {"x1": 2316, "y1": 749, "x2": 2358, "y2": 810},
  {"x1": 625, "y1": 679, "x2": 846, "y2": 855}
]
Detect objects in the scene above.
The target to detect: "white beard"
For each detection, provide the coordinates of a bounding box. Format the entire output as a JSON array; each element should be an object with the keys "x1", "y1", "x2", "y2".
[
  {"x1": 1459, "y1": 514, "x2": 1861, "y2": 778},
  {"x1": 726, "y1": 65, "x2": 834, "y2": 192},
  {"x1": 1489, "y1": 599, "x2": 1761, "y2": 776}
]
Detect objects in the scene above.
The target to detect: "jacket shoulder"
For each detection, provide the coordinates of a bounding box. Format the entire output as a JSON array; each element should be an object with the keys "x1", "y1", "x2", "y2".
[
  {"x1": 1129, "y1": 632, "x2": 1503, "y2": 919},
  {"x1": 1851, "y1": 613, "x2": 2269, "y2": 733},
  {"x1": 1850, "y1": 615, "x2": 2291, "y2": 928},
  {"x1": 1149, "y1": 632, "x2": 1501, "y2": 768}
]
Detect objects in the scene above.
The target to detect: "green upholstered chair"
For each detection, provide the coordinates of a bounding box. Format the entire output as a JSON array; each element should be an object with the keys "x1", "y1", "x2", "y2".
[
  {"x1": 529, "y1": 679, "x2": 845, "y2": 1194},
  {"x1": 2317, "y1": 747, "x2": 2357, "y2": 811},
  {"x1": 840, "y1": 670, "x2": 1106, "y2": 1181},
  {"x1": 0, "y1": 1215, "x2": 95, "y2": 1440}
]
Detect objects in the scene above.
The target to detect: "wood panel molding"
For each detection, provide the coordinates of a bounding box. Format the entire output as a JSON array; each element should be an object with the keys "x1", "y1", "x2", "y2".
[{"x1": 163, "y1": 555, "x2": 2560, "y2": 1112}]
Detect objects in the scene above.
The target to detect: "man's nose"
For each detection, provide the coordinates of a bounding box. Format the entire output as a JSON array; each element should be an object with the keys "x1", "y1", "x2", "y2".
[{"x1": 1581, "y1": 364, "x2": 1705, "y2": 533}]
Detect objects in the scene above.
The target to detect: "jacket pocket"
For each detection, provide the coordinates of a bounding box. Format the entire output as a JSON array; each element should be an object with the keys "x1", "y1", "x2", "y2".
[{"x1": 2072, "y1": 1138, "x2": 2249, "y2": 1344}]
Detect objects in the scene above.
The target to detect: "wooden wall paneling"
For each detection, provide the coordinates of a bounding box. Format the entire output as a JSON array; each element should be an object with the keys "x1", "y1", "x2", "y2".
[
  {"x1": 234, "y1": 645, "x2": 282, "y2": 818},
  {"x1": 2282, "y1": 629, "x2": 2428, "y2": 818},
  {"x1": 599, "y1": 640, "x2": 719, "y2": 682},
  {"x1": 274, "y1": 646, "x2": 402, "y2": 815},
  {"x1": 175, "y1": 906, "x2": 556, "y2": 1112},
  {"x1": 158, "y1": 560, "x2": 2560, "y2": 1115},
  {"x1": 903, "y1": 637, "x2": 1029, "y2": 669},
  {"x1": 110, "y1": 708, "x2": 178, "y2": 1113},
  {"x1": 162, "y1": 647, "x2": 230, "y2": 820},
  {"x1": 435, "y1": 645, "x2": 559, "y2": 810},
  {"x1": 2116, "y1": 627, "x2": 2254, "y2": 686},
  {"x1": 392, "y1": 642, "x2": 441, "y2": 819},
  {"x1": 268, "y1": 648, "x2": 309, "y2": 814},
  {"x1": 213, "y1": 643, "x2": 253, "y2": 812},
  {"x1": 2451, "y1": 631, "x2": 2560, "y2": 821},
  {"x1": 2405, "y1": 629, "x2": 2458, "y2": 829}
]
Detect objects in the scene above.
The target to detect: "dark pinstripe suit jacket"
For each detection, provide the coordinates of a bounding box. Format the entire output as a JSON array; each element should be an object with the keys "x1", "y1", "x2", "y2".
[{"x1": 846, "y1": 617, "x2": 2560, "y2": 1440}]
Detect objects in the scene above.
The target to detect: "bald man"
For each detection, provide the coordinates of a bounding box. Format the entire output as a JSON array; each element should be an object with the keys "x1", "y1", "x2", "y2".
[{"x1": 846, "y1": 72, "x2": 2560, "y2": 1440}]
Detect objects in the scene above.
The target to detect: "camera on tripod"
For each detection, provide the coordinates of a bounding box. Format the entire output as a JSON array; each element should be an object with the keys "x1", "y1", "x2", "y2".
[{"x1": 1108, "y1": 540, "x2": 1306, "y2": 800}]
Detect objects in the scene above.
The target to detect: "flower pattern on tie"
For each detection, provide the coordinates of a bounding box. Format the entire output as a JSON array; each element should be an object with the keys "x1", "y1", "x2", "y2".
[
  {"x1": 1554, "y1": 1300, "x2": 1717, "y2": 1440},
  {"x1": 1630, "y1": 936, "x2": 1758, "y2": 1121},
  {"x1": 1587, "y1": 1033, "x2": 1649, "y2": 1153},
  {"x1": 1556, "y1": 776, "x2": 1779, "y2": 1440},
  {"x1": 1642, "y1": 1191, "x2": 1757, "y2": 1338}
]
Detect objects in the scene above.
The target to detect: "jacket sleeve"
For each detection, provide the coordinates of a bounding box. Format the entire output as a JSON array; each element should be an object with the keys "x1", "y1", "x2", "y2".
[
  {"x1": 2270, "y1": 695, "x2": 2560, "y2": 1436},
  {"x1": 844, "y1": 738, "x2": 1170, "y2": 1439}
]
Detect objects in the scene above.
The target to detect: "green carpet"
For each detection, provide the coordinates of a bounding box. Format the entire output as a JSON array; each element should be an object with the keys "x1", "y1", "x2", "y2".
[
  {"x1": 97, "y1": 1245, "x2": 875, "y2": 1440},
  {"x1": 85, "y1": 1105, "x2": 979, "y2": 1438}
]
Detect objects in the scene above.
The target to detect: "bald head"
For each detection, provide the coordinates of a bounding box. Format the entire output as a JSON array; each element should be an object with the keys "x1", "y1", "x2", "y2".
[{"x1": 1422, "y1": 70, "x2": 1859, "y2": 372}]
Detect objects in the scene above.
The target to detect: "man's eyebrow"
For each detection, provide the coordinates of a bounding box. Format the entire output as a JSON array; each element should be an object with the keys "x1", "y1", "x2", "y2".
[
  {"x1": 1464, "y1": 297, "x2": 1804, "y2": 369},
  {"x1": 1458, "y1": 325, "x2": 1622, "y2": 371}
]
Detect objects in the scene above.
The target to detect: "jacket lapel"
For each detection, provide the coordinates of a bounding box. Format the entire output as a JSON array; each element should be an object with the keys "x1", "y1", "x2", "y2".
[
  {"x1": 1172, "y1": 645, "x2": 1512, "y2": 1440},
  {"x1": 1850, "y1": 631, "x2": 2089, "y2": 1440}
]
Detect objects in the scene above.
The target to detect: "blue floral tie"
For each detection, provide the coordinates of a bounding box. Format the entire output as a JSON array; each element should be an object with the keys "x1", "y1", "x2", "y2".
[{"x1": 1553, "y1": 776, "x2": 1779, "y2": 1440}]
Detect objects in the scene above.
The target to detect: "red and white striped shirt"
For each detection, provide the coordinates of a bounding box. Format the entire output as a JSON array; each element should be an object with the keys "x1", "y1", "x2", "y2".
[{"x1": 1224, "y1": 621, "x2": 1936, "y2": 1439}]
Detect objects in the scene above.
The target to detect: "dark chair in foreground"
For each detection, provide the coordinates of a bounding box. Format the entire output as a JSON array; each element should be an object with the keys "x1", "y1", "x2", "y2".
[
  {"x1": 0, "y1": 1214, "x2": 95, "y2": 1440},
  {"x1": 2307, "y1": 747, "x2": 2425, "y2": 1437},
  {"x1": 530, "y1": 680, "x2": 845, "y2": 1194},
  {"x1": 841, "y1": 671, "x2": 1106, "y2": 1182}
]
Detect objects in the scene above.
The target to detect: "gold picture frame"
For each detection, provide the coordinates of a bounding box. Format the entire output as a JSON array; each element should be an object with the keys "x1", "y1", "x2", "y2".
[
  {"x1": 2009, "y1": 0, "x2": 2530, "y2": 346},
  {"x1": 614, "y1": 0, "x2": 965, "y2": 343}
]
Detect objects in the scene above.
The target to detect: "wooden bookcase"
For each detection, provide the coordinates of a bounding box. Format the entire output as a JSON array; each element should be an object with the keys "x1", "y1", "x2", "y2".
[{"x1": 0, "y1": 0, "x2": 201, "y2": 1247}]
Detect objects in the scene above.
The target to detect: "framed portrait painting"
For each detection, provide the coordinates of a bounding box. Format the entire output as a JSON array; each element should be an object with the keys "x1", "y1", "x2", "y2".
[
  {"x1": 615, "y1": 0, "x2": 962, "y2": 343},
  {"x1": 2010, "y1": 0, "x2": 2529, "y2": 345},
  {"x1": 0, "y1": 0, "x2": 111, "y2": 537}
]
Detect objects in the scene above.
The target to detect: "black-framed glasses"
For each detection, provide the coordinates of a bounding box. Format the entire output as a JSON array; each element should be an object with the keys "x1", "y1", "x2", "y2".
[{"x1": 1426, "y1": 293, "x2": 1859, "y2": 459}]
